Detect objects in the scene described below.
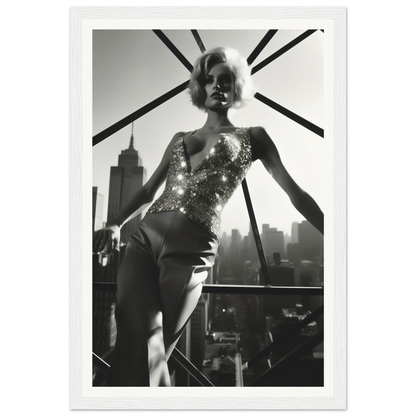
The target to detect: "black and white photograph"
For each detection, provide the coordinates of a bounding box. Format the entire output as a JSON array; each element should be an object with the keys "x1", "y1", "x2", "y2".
[{"x1": 71, "y1": 6, "x2": 344, "y2": 410}]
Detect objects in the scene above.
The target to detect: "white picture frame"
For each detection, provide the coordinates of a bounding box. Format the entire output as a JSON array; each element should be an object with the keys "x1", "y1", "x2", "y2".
[{"x1": 65, "y1": 3, "x2": 352, "y2": 415}]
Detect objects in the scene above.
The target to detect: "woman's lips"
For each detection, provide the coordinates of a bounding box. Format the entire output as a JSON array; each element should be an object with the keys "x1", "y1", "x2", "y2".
[{"x1": 211, "y1": 92, "x2": 224, "y2": 99}]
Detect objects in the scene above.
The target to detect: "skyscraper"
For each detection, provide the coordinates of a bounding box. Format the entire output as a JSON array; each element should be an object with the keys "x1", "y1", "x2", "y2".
[
  {"x1": 190, "y1": 297, "x2": 208, "y2": 374},
  {"x1": 291, "y1": 222, "x2": 299, "y2": 244},
  {"x1": 92, "y1": 186, "x2": 104, "y2": 232},
  {"x1": 298, "y1": 220, "x2": 323, "y2": 261},
  {"x1": 230, "y1": 229, "x2": 242, "y2": 263},
  {"x1": 107, "y1": 126, "x2": 147, "y2": 244},
  {"x1": 262, "y1": 224, "x2": 285, "y2": 262}
]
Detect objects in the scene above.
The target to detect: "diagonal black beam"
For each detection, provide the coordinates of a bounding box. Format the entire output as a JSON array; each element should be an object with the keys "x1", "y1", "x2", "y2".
[
  {"x1": 251, "y1": 29, "x2": 317, "y2": 75},
  {"x1": 255, "y1": 92, "x2": 324, "y2": 137},
  {"x1": 246, "y1": 305, "x2": 323, "y2": 368},
  {"x1": 93, "y1": 80, "x2": 189, "y2": 146},
  {"x1": 171, "y1": 348, "x2": 215, "y2": 387},
  {"x1": 153, "y1": 30, "x2": 194, "y2": 73},
  {"x1": 248, "y1": 330, "x2": 324, "y2": 386},
  {"x1": 247, "y1": 30, "x2": 278, "y2": 66},
  {"x1": 242, "y1": 179, "x2": 271, "y2": 286},
  {"x1": 191, "y1": 30, "x2": 206, "y2": 53}
]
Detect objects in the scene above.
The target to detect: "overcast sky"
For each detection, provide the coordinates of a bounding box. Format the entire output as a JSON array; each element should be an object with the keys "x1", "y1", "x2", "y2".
[{"x1": 92, "y1": 29, "x2": 328, "y2": 237}]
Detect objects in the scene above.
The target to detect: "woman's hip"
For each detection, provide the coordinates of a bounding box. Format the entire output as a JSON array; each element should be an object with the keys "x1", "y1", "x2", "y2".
[{"x1": 136, "y1": 211, "x2": 218, "y2": 261}]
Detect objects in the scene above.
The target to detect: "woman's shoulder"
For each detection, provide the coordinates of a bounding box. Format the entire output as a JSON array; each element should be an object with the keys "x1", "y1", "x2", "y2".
[
  {"x1": 169, "y1": 131, "x2": 188, "y2": 143},
  {"x1": 173, "y1": 130, "x2": 189, "y2": 138},
  {"x1": 247, "y1": 126, "x2": 274, "y2": 161},
  {"x1": 249, "y1": 126, "x2": 268, "y2": 138},
  {"x1": 173, "y1": 130, "x2": 197, "y2": 140},
  {"x1": 162, "y1": 131, "x2": 188, "y2": 153}
]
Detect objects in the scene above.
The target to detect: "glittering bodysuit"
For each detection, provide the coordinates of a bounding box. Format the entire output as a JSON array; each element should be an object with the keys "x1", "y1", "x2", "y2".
[{"x1": 147, "y1": 127, "x2": 252, "y2": 242}]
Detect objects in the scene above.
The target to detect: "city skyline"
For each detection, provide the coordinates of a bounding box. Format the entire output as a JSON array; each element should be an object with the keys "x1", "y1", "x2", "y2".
[{"x1": 93, "y1": 29, "x2": 330, "y2": 236}]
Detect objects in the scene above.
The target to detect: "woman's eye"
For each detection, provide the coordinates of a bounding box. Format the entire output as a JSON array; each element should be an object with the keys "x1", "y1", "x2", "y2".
[{"x1": 220, "y1": 77, "x2": 231, "y2": 85}]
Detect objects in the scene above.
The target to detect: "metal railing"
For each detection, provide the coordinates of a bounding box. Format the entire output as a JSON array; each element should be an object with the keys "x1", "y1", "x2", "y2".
[
  {"x1": 92, "y1": 28, "x2": 324, "y2": 387},
  {"x1": 93, "y1": 281, "x2": 323, "y2": 386}
]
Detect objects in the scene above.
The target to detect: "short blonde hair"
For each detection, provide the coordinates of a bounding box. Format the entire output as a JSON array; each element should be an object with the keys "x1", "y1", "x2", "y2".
[{"x1": 188, "y1": 47, "x2": 256, "y2": 111}]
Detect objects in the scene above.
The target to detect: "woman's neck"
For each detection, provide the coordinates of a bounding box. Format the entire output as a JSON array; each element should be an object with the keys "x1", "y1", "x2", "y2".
[{"x1": 201, "y1": 110, "x2": 234, "y2": 131}]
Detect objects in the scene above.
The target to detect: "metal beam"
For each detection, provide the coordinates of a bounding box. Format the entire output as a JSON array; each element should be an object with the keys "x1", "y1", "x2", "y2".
[
  {"x1": 255, "y1": 92, "x2": 324, "y2": 137},
  {"x1": 153, "y1": 30, "x2": 194, "y2": 73},
  {"x1": 171, "y1": 348, "x2": 215, "y2": 387},
  {"x1": 93, "y1": 352, "x2": 110, "y2": 375},
  {"x1": 235, "y1": 353, "x2": 244, "y2": 387},
  {"x1": 247, "y1": 30, "x2": 278, "y2": 66},
  {"x1": 245, "y1": 305, "x2": 323, "y2": 368},
  {"x1": 93, "y1": 282, "x2": 324, "y2": 296},
  {"x1": 241, "y1": 179, "x2": 271, "y2": 286},
  {"x1": 202, "y1": 284, "x2": 323, "y2": 296},
  {"x1": 191, "y1": 30, "x2": 206, "y2": 53},
  {"x1": 251, "y1": 29, "x2": 317, "y2": 75},
  {"x1": 93, "y1": 80, "x2": 189, "y2": 146},
  {"x1": 248, "y1": 330, "x2": 323, "y2": 386}
]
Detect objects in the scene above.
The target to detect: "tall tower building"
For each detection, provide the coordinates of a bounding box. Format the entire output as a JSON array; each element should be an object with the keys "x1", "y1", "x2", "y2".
[
  {"x1": 262, "y1": 224, "x2": 285, "y2": 262},
  {"x1": 107, "y1": 125, "x2": 147, "y2": 244},
  {"x1": 190, "y1": 297, "x2": 208, "y2": 375},
  {"x1": 92, "y1": 186, "x2": 104, "y2": 232},
  {"x1": 291, "y1": 222, "x2": 299, "y2": 244},
  {"x1": 298, "y1": 220, "x2": 323, "y2": 261}
]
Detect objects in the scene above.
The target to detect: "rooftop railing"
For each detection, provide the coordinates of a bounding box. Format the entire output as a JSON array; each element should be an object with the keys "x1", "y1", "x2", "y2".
[{"x1": 93, "y1": 281, "x2": 323, "y2": 386}]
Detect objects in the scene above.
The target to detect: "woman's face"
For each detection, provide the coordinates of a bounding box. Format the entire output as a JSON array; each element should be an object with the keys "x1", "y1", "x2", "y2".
[{"x1": 203, "y1": 63, "x2": 235, "y2": 111}]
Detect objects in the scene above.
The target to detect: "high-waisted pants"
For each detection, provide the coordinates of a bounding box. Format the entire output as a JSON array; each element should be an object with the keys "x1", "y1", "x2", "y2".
[{"x1": 107, "y1": 211, "x2": 218, "y2": 386}]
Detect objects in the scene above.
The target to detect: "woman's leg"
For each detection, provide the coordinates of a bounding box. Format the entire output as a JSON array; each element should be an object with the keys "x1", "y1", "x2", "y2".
[
  {"x1": 161, "y1": 267, "x2": 209, "y2": 361},
  {"x1": 155, "y1": 212, "x2": 218, "y2": 363},
  {"x1": 108, "y1": 212, "x2": 217, "y2": 386},
  {"x1": 107, "y1": 233, "x2": 170, "y2": 386}
]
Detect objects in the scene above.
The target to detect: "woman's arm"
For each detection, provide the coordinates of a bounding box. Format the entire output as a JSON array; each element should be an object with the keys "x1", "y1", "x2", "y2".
[
  {"x1": 108, "y1": 131, "x2": 185, "y2": 227},
  {"x1": 250, "y1": 126, "x2": 324, "y2": 235},
  {"x1": 93, "y1": 131, "x2": 185, "y2": 253}
]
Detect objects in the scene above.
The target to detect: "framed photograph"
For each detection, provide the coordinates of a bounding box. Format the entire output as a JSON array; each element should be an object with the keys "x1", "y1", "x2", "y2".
[{"x1": 70, "y1": 6, "x2": 346, "y2": 410}]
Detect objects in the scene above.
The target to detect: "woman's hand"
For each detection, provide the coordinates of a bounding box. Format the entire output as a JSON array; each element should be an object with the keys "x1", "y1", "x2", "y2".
[{"x1": 93, "y1": 223, "x2": 121, "y2": 254}]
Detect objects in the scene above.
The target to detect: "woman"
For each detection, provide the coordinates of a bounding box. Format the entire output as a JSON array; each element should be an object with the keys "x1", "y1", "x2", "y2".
[{"x1": 93, "y1": 47, "x2": 323, "y2": 386}]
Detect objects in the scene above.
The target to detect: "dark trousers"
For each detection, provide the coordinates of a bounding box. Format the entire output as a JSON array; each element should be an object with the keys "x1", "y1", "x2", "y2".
[{"x1": 107, "y1": 211, "x2": 218, "y2": 386}]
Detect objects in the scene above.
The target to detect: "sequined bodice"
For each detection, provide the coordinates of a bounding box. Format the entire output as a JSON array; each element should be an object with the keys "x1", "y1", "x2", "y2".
[{"x1": 146, "y1": 127, "x2": 252, "y2": 242}]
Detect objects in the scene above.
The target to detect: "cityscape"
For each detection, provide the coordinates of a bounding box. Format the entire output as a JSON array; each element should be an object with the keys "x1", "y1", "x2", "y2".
[{"x1": 92, "y1": 129, "x2": 324, "y2": 387}]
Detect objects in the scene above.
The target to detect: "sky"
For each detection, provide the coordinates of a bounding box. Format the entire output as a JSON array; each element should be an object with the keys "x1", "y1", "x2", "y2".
[{"x1": 92, "y1": 29, "x2": 328, "y2": 237}]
